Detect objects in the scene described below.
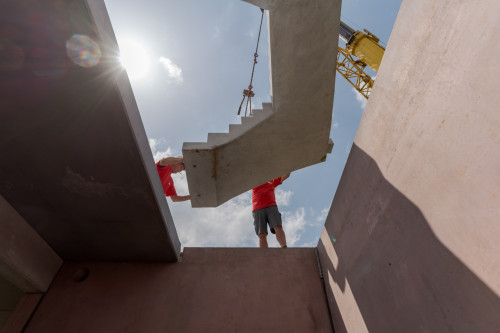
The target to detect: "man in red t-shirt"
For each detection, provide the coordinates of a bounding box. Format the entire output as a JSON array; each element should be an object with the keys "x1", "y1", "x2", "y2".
[
  {"x1": 156, "y1": 156, "x2": 190, "y2": 202},
  {"x1": 252, "y1": 173, "x2": 290, "y2": 248}
]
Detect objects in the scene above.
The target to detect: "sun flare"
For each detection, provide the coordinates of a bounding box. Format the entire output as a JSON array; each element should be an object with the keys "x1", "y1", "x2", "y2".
[{"x1": 118, "y1": 39, "x2": 150, "y2": 80}]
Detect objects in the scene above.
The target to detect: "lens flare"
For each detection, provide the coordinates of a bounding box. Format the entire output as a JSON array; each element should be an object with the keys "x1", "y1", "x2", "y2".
[{"x1": 66, "y1": 34, "x2": 101, "y2": 68}]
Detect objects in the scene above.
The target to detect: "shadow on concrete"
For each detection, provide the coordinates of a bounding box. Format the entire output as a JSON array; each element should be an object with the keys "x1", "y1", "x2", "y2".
[{"x1": 317, "y1": 144, "x2": 500, "y2": 333}]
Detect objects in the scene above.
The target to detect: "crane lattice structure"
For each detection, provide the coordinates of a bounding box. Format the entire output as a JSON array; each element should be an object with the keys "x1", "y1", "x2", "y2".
[
  {"x1": 337, "y1": 21, "x2": 385, "y2": 99},
  {"x1": 336, "y1": 46, "x2": 374, "y2": 99}
]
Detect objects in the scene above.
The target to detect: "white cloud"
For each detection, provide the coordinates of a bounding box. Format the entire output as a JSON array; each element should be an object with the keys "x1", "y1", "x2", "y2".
[
  {"x1": 149, "y1": 138, "x2": 159, "y2": 152},
  {"x1": 275, "y1": 188, "x2": 292, "y2": 206},
  {"x1": 170, "y1": 192, "x2": 256, "y2": 248},
  {"x1": 171, "y1": 171, "x2": 189, "y2": 196},
  {"x1": 280, "y1": 207, "x2": 307, "y2": 247},
  {"x1": 171, "y1": 201, "x2": 310, "y2": 248},
  {"x1": 246, "y1": 30, "x2": 255, "y2": 38},
  {"x1": 316, "y1": 207, "x2": 329, "y2": 223},
  {"x1": 158, "y1": 57, "x2": 183, "y2": 83},
  {"x1": 149, "y1": 138, "x2": 175, "y2": 161},
  {"x1": 169, "y1": 187, "x2": 311, "y2": 249},
  {"x1": 333, "y1": 122, "x2": 339, "y2": 129},
  {"x1": 352, "y1": 87, "x2": 367, "y2": 109}
]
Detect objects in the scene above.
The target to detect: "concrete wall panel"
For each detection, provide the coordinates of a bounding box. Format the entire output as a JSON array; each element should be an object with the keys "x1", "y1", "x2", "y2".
[
  {"x1": 0, "y1": 0, "x2": 180, "y2": 261},
  {"x1": 0, "y1": 294, "x2": 42, "y2": 333},
  {"x1": 25, "y1": 248, "x2": 332, "y2": 332},
  {"x1": 0, "y1": 196, "x2": 62, "y2": 293},
  {"x1": 317, "y1": 0, "x2": 500, "y2": 331}
]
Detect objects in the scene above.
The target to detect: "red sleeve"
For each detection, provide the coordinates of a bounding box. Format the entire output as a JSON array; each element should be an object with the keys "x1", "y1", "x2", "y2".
[
  {"x1": 271, "y1": 177, "x2": 282, "y2": 188},
  {"x1": 156, "y1": 163, "x2": 177, "y2": 197},
  {"x1": 167, "y1": 182, "x2": 177, "y2": 196}
]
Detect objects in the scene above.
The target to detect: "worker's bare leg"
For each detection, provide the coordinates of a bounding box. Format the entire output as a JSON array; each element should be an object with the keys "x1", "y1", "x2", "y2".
[
  {"x1": 258, "y1": 232, "x2": 268, "y2": 248},
  {"x1": 274, "y1": 226, "x2": 287, "y2": 248}
]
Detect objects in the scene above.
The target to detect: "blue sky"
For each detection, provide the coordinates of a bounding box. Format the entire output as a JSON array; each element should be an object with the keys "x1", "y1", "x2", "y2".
[{"x1": 104, "y1": 0, "x2": 402, "y2": 248}]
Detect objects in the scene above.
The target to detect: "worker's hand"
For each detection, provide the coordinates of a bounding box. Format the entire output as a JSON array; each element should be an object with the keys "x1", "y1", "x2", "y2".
[
  {"x1": 159, "y1": 156, "x2": 184, "y2": 167},
  {"x1": 170, "y1": 194, "x2": 190, "y2": 202}
]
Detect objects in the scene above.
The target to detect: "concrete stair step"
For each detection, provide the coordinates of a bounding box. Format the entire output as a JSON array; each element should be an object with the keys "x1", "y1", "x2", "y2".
[
  {"x1": 241, "y1": 116, "x2": 254, "y2": 126},
  {"x1": 240, "y1": 109, "x2": 270, "y2": 126},
  {"x1": 262, "y1": 102, "x2": 273, "y2": 113},
  {"x1": 203, "y1": 107, "x2": 274, "y2": 148},
  {"x1": 207, "y1": 133, "x2": 230, "y2": 146},
  {"x1": 229, "y1": 124, "x2": 245, "y2": 136},
  {"x1": 250, "y1": 108, "x2": 270, "y2": 120}
]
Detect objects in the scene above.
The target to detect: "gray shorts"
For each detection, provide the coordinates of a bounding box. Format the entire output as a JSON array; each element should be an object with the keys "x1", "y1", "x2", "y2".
[{"x1": 253, "y1": 205, "x2": 282, "y2": 235}]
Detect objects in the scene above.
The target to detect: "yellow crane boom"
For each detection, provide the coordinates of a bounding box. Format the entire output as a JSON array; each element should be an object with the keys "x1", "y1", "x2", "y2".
[
  {"x1": 336, "y1": 46, "x2": 374, "y2": 100},
  {"x1": 337, "y1": 21, "x2": 385, "y2": 99}
]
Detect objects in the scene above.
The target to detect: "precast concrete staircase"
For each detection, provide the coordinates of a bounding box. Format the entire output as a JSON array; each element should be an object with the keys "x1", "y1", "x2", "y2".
[{"x1": 183, "y1": 0, "x2": 341, "y2": 207}]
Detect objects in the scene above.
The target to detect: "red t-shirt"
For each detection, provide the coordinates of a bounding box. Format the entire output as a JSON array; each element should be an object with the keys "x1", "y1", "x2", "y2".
[
  {"x1": 252, "y1": 177, "x2": 282, "y2": 211},
  {"x1": 156, "y1": 162, "x2": 177, "y2": 197}
]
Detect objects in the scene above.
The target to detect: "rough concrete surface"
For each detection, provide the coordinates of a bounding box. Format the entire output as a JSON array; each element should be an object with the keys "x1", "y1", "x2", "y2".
[
  {"x1": 25, "y1": 248, "x2": 333, "y2": 333},
  {"x1": 0, "y1": 0, "x2": 180, "y2": 261},
  {"x1": 183, "y1": 0, "x2": 339, "y2": 207},
  {"x1": 0, "y1": 196, "x2": 62, "y2": 293},
  {"x1": 0, "y1": 294, "x2": 42, "y2": 333},
  {"x1": 0, "y1": 275, "x2": 24, "y2": 328},
  {"x1": 317, "y1": 0, "x2": 500, "y2": 332}
]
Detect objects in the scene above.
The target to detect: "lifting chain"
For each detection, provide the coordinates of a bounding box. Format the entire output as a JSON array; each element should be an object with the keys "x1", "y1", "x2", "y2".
[{"x1": 237, "y1": 8, "x2": 264, "y2": 117}]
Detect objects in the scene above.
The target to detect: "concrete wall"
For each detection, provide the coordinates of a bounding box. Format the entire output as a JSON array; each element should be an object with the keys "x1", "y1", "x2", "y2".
[
  {"x1": 25, "y1": 248, "x2": 332, "y2": 332},
  {"x1": 0, "y1": 276, "x2": 24, "y2": 328},
  {"x1": 0, "y1": 195, "x2": 62, "y2": 293},
  {"x1": 0, "y1": 0, "x2": 180, "y2": 261},
  {"x1": 317, "y1": 0, "x2": 500, "y2": 332},
  {"x1": 1, "y1": 294, "x2": 42, "y2": 333}
]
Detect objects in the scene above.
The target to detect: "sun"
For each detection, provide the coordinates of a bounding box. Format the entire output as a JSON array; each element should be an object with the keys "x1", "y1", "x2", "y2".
[{"x1": 118, "y1": 39, "x2": 150, "y2": 80}]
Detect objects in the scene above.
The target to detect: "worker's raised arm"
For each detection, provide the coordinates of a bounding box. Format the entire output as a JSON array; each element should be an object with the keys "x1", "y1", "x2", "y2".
[
  {"x1": 170, "y1": 194, "x2": 190, "y2": 202},
  {"x1": 158, "y1": 156, "x2": 183, "y2": 167},
  {"x1": 281, "y1": 173, "x2": 290, "y2": 183}
]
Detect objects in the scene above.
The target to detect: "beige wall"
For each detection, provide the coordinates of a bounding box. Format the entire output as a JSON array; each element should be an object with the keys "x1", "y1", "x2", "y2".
[
  {"x1": 25, "y1": 248, "x2": 333, "y2": 332},
  {"x1": 317, "y1": 0, "x2": 500, "y2": 332}
]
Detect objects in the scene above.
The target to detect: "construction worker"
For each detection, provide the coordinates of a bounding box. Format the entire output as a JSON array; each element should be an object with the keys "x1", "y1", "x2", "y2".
[
  {"x1": 252, "y1": 173, "x2": 290, "y2": 248},
  {"x1": 156, "y1": 156, "x2": 190, "y2": 202}
]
